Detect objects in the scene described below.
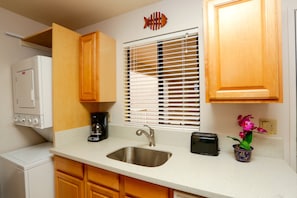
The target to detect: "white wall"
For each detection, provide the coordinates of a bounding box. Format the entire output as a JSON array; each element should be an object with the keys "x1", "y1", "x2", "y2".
[
  {"x1": 78, "y1": 0, "x2": 202, "y2": 126},
  {"x1": 0, "y1": 8, "x2": 51, "y2": 154},
  {"x1": 78, "y1": 0, "x2": 296, "y2": 170},
  {"x1": 286, "y1": 0, "x2": 297, "y2": 171}
]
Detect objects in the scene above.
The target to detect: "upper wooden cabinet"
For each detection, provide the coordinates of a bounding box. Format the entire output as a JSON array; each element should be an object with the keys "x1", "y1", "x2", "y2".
[
  {"x1": 79, "y1": 32, "x2": 116, "y2": 102},
  {"x1": 204, "y1": 0, "x2": 282, "y2": 103}
]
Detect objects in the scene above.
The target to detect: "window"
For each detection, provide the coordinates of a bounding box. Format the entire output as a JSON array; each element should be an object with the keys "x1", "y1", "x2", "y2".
[{"x1": 124, "y1": 30, "x2": 200, "y2": 129}]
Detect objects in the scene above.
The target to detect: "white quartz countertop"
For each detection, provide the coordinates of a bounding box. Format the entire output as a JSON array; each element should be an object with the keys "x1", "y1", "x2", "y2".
[{"x1": 50, "y1": 137, "x2": 297, "y2": 198}]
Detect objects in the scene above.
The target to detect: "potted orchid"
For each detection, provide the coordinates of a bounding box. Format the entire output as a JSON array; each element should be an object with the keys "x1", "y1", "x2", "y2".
[{"x1": 228, "y1": 114, "x2": 267, "y2": 162}]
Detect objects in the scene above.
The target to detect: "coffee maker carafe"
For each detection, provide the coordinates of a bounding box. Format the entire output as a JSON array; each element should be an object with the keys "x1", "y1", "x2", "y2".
[{"x1": 88, "y1": 112, "x2": 108, "y2": 142}]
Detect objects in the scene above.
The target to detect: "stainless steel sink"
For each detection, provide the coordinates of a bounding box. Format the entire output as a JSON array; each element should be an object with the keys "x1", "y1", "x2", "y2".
[{"x1": 106, "y1": 147, "x2": 172, "y2": 167}]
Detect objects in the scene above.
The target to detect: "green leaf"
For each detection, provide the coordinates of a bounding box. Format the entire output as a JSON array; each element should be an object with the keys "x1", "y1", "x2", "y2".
[
  {"x1": 240, "y1": 140, "x2": 251, "y2": 150},
  {"x1": 227, "y1": 136, "x2": 241, "y2": 144},
  {"x1": 245, "y1": 132, "x2": 253, "y2": 144}
]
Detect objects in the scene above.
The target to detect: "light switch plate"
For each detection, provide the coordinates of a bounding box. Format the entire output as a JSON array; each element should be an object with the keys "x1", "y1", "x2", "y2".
[{"x1": 259, "y1": 119, "x2": 277, "y2": 135}]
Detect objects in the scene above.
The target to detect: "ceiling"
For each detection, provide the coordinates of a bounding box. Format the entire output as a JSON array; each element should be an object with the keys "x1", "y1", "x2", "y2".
[{"x1": 0, "y1": 0, "x2": 161, "y2": 29}]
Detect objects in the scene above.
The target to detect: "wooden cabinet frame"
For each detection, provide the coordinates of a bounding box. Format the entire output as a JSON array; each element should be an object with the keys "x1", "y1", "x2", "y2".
[{"x1": 54, "y1": 156, "x2": 173, "y2": 198}]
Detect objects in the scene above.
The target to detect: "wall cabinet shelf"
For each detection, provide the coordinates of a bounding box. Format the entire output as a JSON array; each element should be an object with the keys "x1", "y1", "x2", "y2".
[
  {"x1": 79, "y1": 31, "x2": 116, "y2": 102},
  {"x1": 204, "y1": 0, "x2": 282, "y2": 103},
  {"x1": 22, "y1": 27, "x2": 52, "y2": 48}
]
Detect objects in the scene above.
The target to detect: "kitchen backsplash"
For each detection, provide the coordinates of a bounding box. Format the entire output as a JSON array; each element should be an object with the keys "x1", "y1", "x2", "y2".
[{"x1": 54, "y1": 124, "x2": 283, "y2": 159}]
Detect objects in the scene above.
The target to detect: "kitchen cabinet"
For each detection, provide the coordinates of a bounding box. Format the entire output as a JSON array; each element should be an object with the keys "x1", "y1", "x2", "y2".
[
  {"x1": 87, "y1": 182, "x2": 119, "y2": 198},
  {"x1": 123, "y1": 176, "x2": 172, "y2": 198},
  {"x1": 86, "y1": 165, "x2": 120, "y2": 198},
  {"x1": 79, "y1": 31, "x2": 116, "y2": 102},
  {"x1": 22, "y1": 23, "x2": 93, "y2": 132},
  {"x1": 54, "y1": 156, "x2": 173, "y2": 198},
  {"x1": 204, "y1": 0, "x2": 282, "y2": 103},
  {"x1": 54, "y1": 156, "x2": 84, "y2": 198},
  {"x1": 55, "y1": 172, "x2": 84, "y2": 198}
]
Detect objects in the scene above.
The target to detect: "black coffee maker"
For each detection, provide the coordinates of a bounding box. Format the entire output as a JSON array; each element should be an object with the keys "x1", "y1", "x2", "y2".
[{"x1": 88, "y1": 112, "x2": 108, "y2": 142}]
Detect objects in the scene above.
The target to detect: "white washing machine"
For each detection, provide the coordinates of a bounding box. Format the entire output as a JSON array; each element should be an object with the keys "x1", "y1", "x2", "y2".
[{"x1": 0, "y1": 142, "x2": 54, "y2": 198}]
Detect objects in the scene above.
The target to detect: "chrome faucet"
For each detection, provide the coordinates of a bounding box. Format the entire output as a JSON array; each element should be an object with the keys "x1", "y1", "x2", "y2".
[{"x1": 136, "y1": 125, "x2": 155, "y2": 147}]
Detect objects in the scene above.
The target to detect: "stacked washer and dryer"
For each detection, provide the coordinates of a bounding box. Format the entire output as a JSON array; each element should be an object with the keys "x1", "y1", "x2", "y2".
[{"x1": 0, "y1": 56, "x2": 54, "y2": 198}]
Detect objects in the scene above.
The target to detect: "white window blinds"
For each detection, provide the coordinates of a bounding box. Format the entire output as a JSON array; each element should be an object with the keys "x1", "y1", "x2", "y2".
[{"x1": 124, "y1": 31, "x2": 200, "y2": 129}]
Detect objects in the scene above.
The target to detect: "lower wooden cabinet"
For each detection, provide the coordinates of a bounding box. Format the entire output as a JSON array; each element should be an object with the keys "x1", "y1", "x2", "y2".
[
  {"x1": 54, "y1": 156, "x2": 173, "y2": 198},
  {"x1": 86, "y1": 165, "x2": 120, "y2": 198},
  {"x1": 86, "y1": 182, "x2": 119, "y2": 198},
  {"x1": 123, "y1": 176, "x2": 172, "y2": 198},
  {"x1": 56, "y1": 171, "x2": 84, "y2": 198},
  {"x1": 86, "y1": 165, "x2": 120, "y2": 191},
  {"x1": 54, "y1": 156, "x2": 84, "y2": 198}
]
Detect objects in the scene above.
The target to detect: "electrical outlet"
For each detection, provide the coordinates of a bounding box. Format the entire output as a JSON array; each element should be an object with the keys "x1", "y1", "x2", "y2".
[{"x1": 259, "y1": 119, "x2": 277, "y2": 135}]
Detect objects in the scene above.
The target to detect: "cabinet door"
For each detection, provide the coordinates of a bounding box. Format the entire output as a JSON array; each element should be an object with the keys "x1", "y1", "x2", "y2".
[
  {"x1": 79, "y1": 32, "x2": 98, "y2": 101},
  {"x1": 123, "y1": 176, "x2": 172, "y2": 198},
  {"x1": 54, "y1": 156, "x2": 84, "y2": 178},
  {"x1": 204, "y1": 0, "x2": 282, "y2": 103},
  {"x1": 87, "y1": 182, "x2": 119, "y2": 198},
  {"x1": 54, "y1": 156, "x2": 84, "y2": 198},
  {"x1": 79, "y1": 32, "x2": 116, "y2": 102},
  {"x1": 55, "y1": 171, "x2": 84, "y2": 198},
  {"x1": 86, "y1": 165, "x2": 119, "y2": 191}
]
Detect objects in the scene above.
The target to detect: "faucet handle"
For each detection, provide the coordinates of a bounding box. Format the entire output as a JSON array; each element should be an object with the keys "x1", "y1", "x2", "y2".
[{"x1": 144, "y1": 124, "x2": 154, "y2": 134}]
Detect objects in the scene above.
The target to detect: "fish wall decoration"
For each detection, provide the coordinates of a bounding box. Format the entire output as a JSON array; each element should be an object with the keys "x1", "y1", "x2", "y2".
[{"x1": 144, "y1": 12, "x2": 168, "y2": 31}]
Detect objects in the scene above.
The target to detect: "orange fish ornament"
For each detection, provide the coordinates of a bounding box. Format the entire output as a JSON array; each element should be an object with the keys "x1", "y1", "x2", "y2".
[{"x1": 144, "y1": 12, "x2": 168, "y2": 30}]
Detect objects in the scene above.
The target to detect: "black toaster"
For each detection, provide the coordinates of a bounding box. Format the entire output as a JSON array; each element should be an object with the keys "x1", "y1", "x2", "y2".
[{"x1": 191, "y1": 132, "x2": 219, "y2": 156}]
